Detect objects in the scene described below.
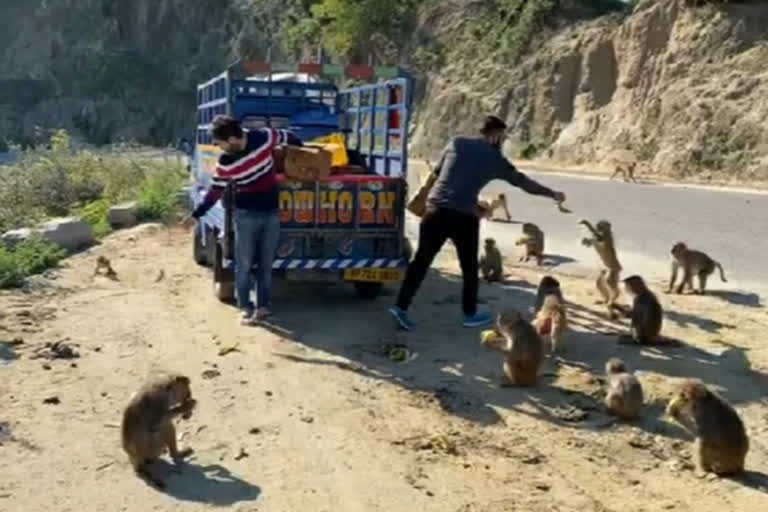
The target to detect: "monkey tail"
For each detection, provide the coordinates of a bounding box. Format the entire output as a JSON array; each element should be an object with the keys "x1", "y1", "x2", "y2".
[{"x1": 715, "y1": 262, "x2": 727, "y2": 283}]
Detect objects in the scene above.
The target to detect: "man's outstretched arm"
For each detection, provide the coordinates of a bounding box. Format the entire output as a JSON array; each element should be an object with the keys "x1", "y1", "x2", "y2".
[{"x1": 500, "y1": 159, "x2": 564, "y2": 202}]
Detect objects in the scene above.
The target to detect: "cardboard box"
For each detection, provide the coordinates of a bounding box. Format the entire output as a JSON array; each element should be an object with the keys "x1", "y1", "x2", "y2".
[{"x1": 284, "y1": 145, "x2": 332, "y2": 181}]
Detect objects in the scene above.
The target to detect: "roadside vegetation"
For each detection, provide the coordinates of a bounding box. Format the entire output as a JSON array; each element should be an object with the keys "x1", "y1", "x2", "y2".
[{"x1": 0, "y1": 129, "x2": 187, "y2": 288}]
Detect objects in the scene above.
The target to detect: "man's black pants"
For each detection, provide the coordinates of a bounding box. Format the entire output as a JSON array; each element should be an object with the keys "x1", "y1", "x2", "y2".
[{"x1": 396, "y1": 207, "x2": 480, "y2": 316}]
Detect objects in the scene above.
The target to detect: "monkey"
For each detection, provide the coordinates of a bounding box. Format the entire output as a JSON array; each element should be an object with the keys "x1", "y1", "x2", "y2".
[
  {"x1": 580, "y1": 219, "x2": 622, "y2": 318},
  {"x1": 666, "y1": 379, "x2": 749, "y2": 476},
  {"x1": 515, "y1": 223, "x2": 545, "y2": 266},
  {"x1": 667, "y1": 242, "x2": 727, "y2": 295},
  {"x1": 479, "y1": 238, "x2": 504, "y2": 283},
  {"x1": 94, "y1": 256, "x2": 118, "y2": 281},
  {"x1": 480, "y1": 310, "x2": 545, "y2": 387},
  {"x1": 612, "y1": 275, "x2": 665, "y2": 345},
  {"x1": 535, "y1": 295, "x2": 567, "y2": 354},
  {"x1": 609, "y1": 161, "x2": 638, "y2": 183},
  {"x1": 121, "y1": 374, "x2": 197, "y2": 489},
  {"x1": 477, "y1": 193, "x2": 512, "y2": 222},
  {"x1": 532, "y1": 276, "x2": 567, "y2": 354},
  {"x1": 604, "y1": 358, "x2": 644, "y2": 420}
]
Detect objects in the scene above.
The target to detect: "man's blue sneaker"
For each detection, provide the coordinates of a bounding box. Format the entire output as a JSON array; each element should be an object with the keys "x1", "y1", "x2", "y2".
[
  {"x1": 389, "y1": 306, "x2": 415, "y2": 331},
  {"x1": 463, "y1": 311, "x2": 494, "y2": 328}
]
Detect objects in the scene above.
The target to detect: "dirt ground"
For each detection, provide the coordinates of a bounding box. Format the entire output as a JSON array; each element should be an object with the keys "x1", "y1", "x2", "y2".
[{"x1": 1, "y1": 223, "x2": 767, "y2": 512}]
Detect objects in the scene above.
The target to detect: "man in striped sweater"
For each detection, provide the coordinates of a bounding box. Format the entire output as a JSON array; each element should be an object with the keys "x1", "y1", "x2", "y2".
[{"x1": 190, "y1": 115, "x2": 302, "y2": 325}]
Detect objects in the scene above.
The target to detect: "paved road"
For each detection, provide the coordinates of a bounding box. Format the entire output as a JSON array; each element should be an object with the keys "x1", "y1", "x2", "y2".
[{"x1": 406, "y1": 167, "x2": 768, "y2": 303}]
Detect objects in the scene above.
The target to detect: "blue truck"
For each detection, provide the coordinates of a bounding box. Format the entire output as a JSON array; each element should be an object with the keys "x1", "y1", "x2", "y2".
[{"x1": 189, "y1": 60, "x2": 413, "y2": 303}]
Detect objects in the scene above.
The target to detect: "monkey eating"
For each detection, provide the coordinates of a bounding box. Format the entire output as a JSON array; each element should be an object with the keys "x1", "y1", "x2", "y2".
[
  {"x1": 604, "y1": 358, "x2": 644, "y2": 420},
  {"x1": 532, "y1": 276, "x2": 567, "y2": 354},
  {"x1": 580, "y1": 219, "x2": 622, "y2": 318},
  {"x1": 479, "y1": 238, "x2": 504, "y2": 283},
  {"x1": 480, "y1": 310, "x2": 545, "y2": 387},
  {"x1": 666, "y1": 379, "x2": 749, "y2": 476},
  {"x1": 515, "y1": 223, "x2": 545, "y2": 266},
  {"x1": 612, "y1": 275, "x2": 667, "y2": 345},
  {"x1": 667, "y1": 242, "x2": 727, "y2": 295},
  {"x1": 477, "y1": 193, "x2": 512, "y2": 222},
  {"x1": 94, "y1": 256, "x2": 118, "y2": 281},
  {"x1": 121, "y1": 373, "x2": 197, "y2": 489}
]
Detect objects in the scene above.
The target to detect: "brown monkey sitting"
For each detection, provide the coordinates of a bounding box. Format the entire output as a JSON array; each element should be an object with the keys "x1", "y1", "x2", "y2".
[
  {"x1": 94, "y1": 256, "x2": 118, "y2": 281},
  {"x1": 515, "y1": 223, "x2": 545, "y2": 266},
  {"x1": 666, "y1": 379, "x2": 749, "y2": 476},
  {"x1": 532, "y1": 276, "x2": 567, "y2": 354},
  {"x1": 613, "y1": 275, "x2": 665, "y2": 345},
  {"x1": 604, "y1": 358, "x2": 644, "y2": 420},
  {"x1": 121, "y1": 374, "x2": 197, "y2": 489},
  {"x1": 479, "y1": 238, "x2": 504, "y2": 283},
  {"x1": 667, "y1": 242, "x2": 727, "y2": 295},
  {"x1": 481, "y1": 310, "x2": 544, "y2": 387},
  {"x1": 580, "y1": 219, "x2": 622, "y2": 318}
]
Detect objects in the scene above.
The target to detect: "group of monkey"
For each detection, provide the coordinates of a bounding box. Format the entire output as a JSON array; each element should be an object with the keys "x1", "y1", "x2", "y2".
[
  {"x1": 117, "y1": 194, "x2": 745, "y2": 490},
  {"x1": 475, "y1": 197, "x2": 747, "y2": 477}
]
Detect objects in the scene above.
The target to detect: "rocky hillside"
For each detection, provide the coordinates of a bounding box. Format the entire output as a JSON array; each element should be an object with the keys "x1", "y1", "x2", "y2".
[
  {"x1": 410, "y1": 0, "x2": 768, "y2": 180},
  {"x1": 2, "y1": 0, "x2": 767, "y2": 180}
]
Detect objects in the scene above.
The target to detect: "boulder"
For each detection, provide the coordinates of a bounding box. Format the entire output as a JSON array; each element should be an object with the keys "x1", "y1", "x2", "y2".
[
  {"x1": 108, "y1": 201, "x2": 139, "y2": 229},
  {"x1": 1, "y1": 228, "x2": 34, "y2": 247},
  {"x1": 38, "y1": 217, "x2": 93, "y2": 252}
]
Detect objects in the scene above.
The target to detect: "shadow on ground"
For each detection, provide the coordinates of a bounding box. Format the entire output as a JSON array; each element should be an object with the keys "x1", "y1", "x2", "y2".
[
  {"x1": 150, "y1": 460, "x2": 261, "y2": 505},
  {"x1": 251, "y1": 269, "x2": 768, "y2": 440}
]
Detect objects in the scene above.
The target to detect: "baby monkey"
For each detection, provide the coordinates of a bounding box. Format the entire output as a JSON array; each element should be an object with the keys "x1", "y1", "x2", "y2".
[
  {"x1": 532, "y1": 276, "x2": 567, "y2": 354},
  {"x1": 515, "y1": 223, "x2": 545, "y2": 266},
  {"x1": 479, "y1": 238, "x2": 504, "y2": 283},
  {"x1": 121, "y1": 374, "x2": 197, "y2": 489},
  {"x1": 94, "y1": 255, "x2": 118, "y2": 281},
  {"x1": 481, "y1": 310, "x2": 545, "y2": 387},
  {"x1": 604, "y1": 358, "x2": 644, "y2": 420},
  {"x1": 666, "y1": 379, "x2": 749, "y2": 476}
]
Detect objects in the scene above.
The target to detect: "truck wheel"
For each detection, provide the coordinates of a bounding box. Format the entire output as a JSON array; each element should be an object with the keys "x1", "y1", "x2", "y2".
[
  {"x1": 193, "y1": 227, "x2": 208, "y2": 266},
  {"x1": 354, "y1": 282, "x2": 383, "y2": 300}
]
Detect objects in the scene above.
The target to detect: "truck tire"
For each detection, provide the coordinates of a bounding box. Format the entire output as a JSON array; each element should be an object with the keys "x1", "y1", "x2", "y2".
[
  {"x1": 354, "y1": 282, "x2": 383, "y2": 300},
  {"x1": 212, "y1": 242, "x2": 236, "y2": 304},
  {"x1": 193, "y1": 227, "x2": 208, "y2": 266}
]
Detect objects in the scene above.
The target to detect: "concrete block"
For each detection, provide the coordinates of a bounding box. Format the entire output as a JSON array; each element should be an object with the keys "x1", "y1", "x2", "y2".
[{"x1": 108, "y1": 201, "x2": 139, "y2": 229}]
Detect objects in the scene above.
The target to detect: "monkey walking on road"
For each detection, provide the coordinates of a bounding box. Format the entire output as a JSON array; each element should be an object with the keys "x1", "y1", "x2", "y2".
[
  {"x1": 667, "y1": 242, "x2": 727, "y2": 295},
  {"x1": 580, "y1": 219, "x2": 622, "y2": 318},
  {"x1": 609, "y1": 161, "x2": 638, "y2": 183}
]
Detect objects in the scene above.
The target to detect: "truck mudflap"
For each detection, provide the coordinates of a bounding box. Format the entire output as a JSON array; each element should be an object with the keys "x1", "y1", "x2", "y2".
[{"x1": 220, "y1": 256, "x2": 408, "y2": 283}]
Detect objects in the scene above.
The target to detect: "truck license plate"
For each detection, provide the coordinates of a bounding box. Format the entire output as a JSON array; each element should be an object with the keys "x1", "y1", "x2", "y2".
[{"x1": 344, "y1": 268, "x2": 403, "y2": 283}]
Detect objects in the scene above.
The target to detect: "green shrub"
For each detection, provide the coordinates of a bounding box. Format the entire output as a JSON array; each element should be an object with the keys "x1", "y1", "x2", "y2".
[
  {"x1": 136, "y1": 165, "x2": 186, "y2": 222},
  {"x1": 77, "y1": 199, "x2": 112, "y2": 238},
  {"x1": 0, "y1": 237, "x2": 66, "y2": 289}
]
